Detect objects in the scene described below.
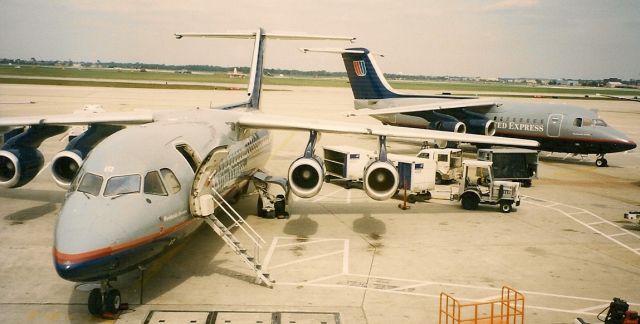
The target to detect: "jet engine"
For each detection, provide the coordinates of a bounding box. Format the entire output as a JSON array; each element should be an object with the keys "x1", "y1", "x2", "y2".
[
  {"x1": 464, "y1": 119, "x2": 496, "y2": 136},
  {"x1": 0, "y1": 125, "x2": 67, "y2": 188},
  {"x1": 363, "y1": 159, "x2": 399, "y2": 201},
  {"x1": 51, "y1": 124, "x2": 122, "y2": 189},
  {"x1": 0, "y1": 147, "x2": 45, "y2": 188},
  {"x1": 432, "y1": 120, "x2": 466, "y2": 133},
  {"x1": 288, "y1": 156, "x2": 324, "y2": 198}
]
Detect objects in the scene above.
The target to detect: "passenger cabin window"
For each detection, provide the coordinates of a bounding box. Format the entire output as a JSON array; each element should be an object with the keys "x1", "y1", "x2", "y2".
[
  {"x1": 175, "y1": 144, "x2": 199, "y2": 172},
  {"x1": 160, "y1": 168, "x2": 181, "y2": 194},
  {"x1": 418, "y1": 152, "x2": 430, "y2": 159},
  {"x1": 438, "y1": 154, "x2": 448, "y2": 162},
  {"x1": 104, "y1": 174, "x2": 141, "y2": 197},
  {"x1": 144, "y1": 171, "x2": 167, "y2": 196},
  {"x1": 77, "y1": 173, "x2": 103, "y2": 196},
  {"x1": 574, "y1": 118, "x2": 583, "y2": 127}
]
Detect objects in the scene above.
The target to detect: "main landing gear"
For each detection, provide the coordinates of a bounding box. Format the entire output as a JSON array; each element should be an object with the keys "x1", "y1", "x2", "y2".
[
  {"x1": 88, "y1": 279, "x2": 123, "y2": 318},
  {"x1": 595, "y1": 154, "x2": 608, "y2": 167}
]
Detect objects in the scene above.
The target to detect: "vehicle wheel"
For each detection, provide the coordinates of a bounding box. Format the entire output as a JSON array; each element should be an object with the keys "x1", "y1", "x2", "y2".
[
  {"x1": 596, "y1": 158, "x2": 607, "y2": 167},
  {"x1": 461, "y1": 194, "x2": 479, "y2": 210},
  {"x1": 500, "y1": 202, "x2": 512, "y2": 213},
  {"x1": 104, "y1": 289, "x2": 121, "y2": 314},
  {"x1": 603, "y1": 158, "x2": 608, "y2": 167},
  {"x1": 257, "y1": 197, "x2": 266, "y2": 218},
  {"x1": 274, "y1": 199, "x2": 286, "y2": 216},
  {"x1": 345, "y1": 181, "x2": 351, "y2": 189},
  {"x1": 407, "y1": 194, "x2": 417, "y2": 203},
  {"x1": 522, "y1": 180, "x2": 532, "y2": 188},
  {"x1": 423, "y1": 191, "x2": 432, "y2": 201},
  {"x1": 88, "y1": 288, "x2": 103, "y2": 316}
]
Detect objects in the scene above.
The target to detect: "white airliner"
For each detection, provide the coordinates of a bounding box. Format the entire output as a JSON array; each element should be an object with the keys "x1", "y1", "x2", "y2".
[{"x1": 0, "y1": 28, "x2": 538, "y2": 317}]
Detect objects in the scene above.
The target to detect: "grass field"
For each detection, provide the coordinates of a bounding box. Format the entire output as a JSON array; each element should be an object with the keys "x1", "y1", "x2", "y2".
[{"x1": 2, "y1": 65, "x2": 639, "y2": 97}]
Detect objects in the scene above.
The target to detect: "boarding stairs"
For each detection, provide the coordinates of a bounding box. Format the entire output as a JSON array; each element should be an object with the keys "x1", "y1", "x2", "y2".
[{"x1": 198, "y1": 188, "x2": 274, "y2": 288}]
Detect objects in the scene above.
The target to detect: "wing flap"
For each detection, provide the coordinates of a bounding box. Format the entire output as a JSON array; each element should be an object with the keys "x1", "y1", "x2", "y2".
[{"x1": 238, "y1": 113, "x2": 538, "y2": 147}]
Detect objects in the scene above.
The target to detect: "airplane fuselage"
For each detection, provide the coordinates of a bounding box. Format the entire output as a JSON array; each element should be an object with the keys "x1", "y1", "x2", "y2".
[
  {"x1": 53, "y1": 109, "x2": 272, "y2": 282},
  {"x1": 355, "y1": 98, "x2": 635, "y2": 155}
]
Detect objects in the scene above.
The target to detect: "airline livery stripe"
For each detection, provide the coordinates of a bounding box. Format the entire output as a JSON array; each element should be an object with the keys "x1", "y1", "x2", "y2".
[{"x1": 53, "y1": 218, "x2": 198, "y2": 264}]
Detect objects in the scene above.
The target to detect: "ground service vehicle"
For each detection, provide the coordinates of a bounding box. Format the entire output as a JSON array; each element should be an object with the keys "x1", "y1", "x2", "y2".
[
  {"x1": 416, "y1": 148, "x2": 462, "y2": 184},
  {"x1": 477, "y1": 148, "x2": 538, "y2": 187},
  {"x1": 453, "y1": 160, "x2": 521, "y2": 213}
]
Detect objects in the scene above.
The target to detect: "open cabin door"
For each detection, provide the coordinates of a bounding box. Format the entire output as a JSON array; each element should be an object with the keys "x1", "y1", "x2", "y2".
[{"x1": 189, "y1": 146, "x2": 229, "y2": 217}]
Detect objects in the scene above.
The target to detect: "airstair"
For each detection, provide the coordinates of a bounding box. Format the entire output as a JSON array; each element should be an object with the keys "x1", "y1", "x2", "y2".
[
  {"x1": 189, "y1": 147, "x2": 273, "y2": 287},
  {"x1": 198, "y1": 188, "x2": 273, "y2": 287}
]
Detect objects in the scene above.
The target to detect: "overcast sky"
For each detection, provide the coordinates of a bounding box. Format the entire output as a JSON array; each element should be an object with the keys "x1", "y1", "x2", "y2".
[{"x1": 1, "y1": 0, "x2": 639, "y2": 80}]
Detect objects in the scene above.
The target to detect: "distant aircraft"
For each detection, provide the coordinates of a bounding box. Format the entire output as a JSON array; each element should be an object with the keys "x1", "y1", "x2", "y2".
[
  {"x1": 597, "y1": 93, "x2": 640, "y2": 103},
  {"x1": 227, "y1": 67, "x2": 247, "y2": 78},
  {"x1": 302, "y1": 48, "x2": 636, "y2": 167},
  {"x1": 0, "y1": 30, "x2": 537, "y2": 317}
]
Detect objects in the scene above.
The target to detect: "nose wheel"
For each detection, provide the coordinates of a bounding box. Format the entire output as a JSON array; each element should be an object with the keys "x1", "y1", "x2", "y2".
[
  {"x1": 595, "y1": 154, "x2": 608, "y2": 167},
  {"x1": 87, "y1": 280, "x2": 123, "y2": 318}
]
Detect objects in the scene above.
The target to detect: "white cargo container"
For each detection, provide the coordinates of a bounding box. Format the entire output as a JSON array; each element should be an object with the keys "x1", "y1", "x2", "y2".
[
  {"x1": 388, "y1": 153, "x2": 437, "y2": 203},
  {"x1": 416, "y1": 148, "x2": 463, "y2": 184},
  {"x1": 322, "y1": 145, "x2": 374, "y2": 188}
]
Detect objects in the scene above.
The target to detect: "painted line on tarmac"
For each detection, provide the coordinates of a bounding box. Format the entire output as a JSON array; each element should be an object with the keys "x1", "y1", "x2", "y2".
[
  {"x1": 522, "y1": 195, "x2": 640, "y2": 256},
  {"x1": 264, "y1": 236, "x2": 639, "y2": 318}
]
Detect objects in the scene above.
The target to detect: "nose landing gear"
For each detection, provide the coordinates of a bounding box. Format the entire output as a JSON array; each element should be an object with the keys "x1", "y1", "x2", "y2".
[
  {"x1": 88, "y1": 279, "x2": 124, "y2": 318},
  {"x1": 595, "y1": 154, "x2": 608, "y2": 167}
]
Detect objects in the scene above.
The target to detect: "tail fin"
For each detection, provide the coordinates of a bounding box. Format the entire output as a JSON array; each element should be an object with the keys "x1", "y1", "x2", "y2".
[
  {"x1": 341, "y1": 48, "x2": 402, "y2": 100},
  {"x1": 176, "y1": 30, "x2": 355, "y2": 110}
]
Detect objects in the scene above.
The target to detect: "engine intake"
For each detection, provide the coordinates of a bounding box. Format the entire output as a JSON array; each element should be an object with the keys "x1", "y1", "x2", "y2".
[
  {"x1": 363, "y1": 160, "x2": 399, "y2": 201},
  {"x1": 288, "y1": 156, "x2": 324, "y2": 198}
]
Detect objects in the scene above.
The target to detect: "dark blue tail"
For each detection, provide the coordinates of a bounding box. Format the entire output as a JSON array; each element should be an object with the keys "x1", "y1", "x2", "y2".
[{"x1": 341, "y1": 48, "x2": 402, "y2": 100}]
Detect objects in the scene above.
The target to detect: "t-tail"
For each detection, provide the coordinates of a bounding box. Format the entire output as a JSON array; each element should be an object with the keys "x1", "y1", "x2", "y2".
[
  {"x1": 341, "y1": 48, "x2": 403, "y2": 100},
  {"x1": 176, "y1": 29, "x2": 355, "y2": 110}
]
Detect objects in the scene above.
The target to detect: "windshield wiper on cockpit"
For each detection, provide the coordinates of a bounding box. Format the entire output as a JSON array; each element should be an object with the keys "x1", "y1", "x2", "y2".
[{"x1": 110, "y1": 192, "x2": 136, "y2": 200}]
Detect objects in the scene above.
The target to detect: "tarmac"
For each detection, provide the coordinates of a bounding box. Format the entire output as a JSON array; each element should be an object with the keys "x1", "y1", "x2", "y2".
[{"x1": 0, "y1": 84, "x2": 639, "y2": 323}]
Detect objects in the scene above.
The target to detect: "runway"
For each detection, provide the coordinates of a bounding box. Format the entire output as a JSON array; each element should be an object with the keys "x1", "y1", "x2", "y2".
[{"x1": 0, "y1": 84, "x2": 639, "y2": 323}]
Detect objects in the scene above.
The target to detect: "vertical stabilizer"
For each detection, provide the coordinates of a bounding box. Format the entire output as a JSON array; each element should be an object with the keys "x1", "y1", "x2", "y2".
[{"x1": 341, "y1": 48, "x2": 401, "y2": 100}]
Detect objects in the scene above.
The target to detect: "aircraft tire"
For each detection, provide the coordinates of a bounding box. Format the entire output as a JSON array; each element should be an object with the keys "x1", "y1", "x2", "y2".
[
  {"x1": 88, "y1": 288, "x2": 103, "y2": 316},
  {"x1": 596, "y1": 158, "x2": 608, "y2": 167},
  {"x1": 104, "y1": 289, "x2": 121, "y2": 314},
  {"x1": 461, "y1": 193, "x2": 479, "y2": 210}
]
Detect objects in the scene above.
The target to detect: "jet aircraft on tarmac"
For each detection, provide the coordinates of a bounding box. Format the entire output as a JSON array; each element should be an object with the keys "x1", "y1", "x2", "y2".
[
  {"x1": 0, "y1": 30, "x2": 538, "y2": 317},
  {"x1": 302, "y1": 48, "x2": 636, "y2": 167}
]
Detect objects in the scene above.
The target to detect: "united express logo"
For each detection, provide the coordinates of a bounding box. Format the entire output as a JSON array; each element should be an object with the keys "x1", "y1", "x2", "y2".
[{"x1": 353, "y1": 60, "x2": 367, "y2": 76}]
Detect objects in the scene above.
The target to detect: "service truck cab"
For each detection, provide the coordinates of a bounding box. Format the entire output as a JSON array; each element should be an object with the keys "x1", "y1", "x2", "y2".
[
  {"x1": 416, "y1": 148, "x2": 462, "y2": 184},
  {"x1": 453, "y1": 160, "x2": 521, "y2": 213}
]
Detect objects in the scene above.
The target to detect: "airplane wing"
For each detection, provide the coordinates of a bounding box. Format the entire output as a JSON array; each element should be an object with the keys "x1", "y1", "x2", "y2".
[
  {"x1": 237, "y1": 113, "x2": 539, "y2": 147},
  {"x1": 346, "y1": 98, "x2": 498, "y2": 117},
  {"x1": 597, "y1": 94, "x2": 640, "y2": 103},
  {"x1": 0, "y1": 111, "x2": 155, "y2": 127}
]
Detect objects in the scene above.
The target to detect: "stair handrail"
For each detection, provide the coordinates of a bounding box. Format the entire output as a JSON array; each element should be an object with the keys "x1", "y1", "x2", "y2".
[{"x1": 210, "y1": 187, "x2": 266, "y2": 247}]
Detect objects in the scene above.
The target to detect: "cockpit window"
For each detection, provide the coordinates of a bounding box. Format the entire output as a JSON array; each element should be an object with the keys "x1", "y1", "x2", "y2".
[
  {"x1": 160, "y1": 168, "x2": 181, "y2": 194},
  {"x1": 104, "y1": 174, "x2": 141, "y2": 197},
  {"x1": 144, "y1": 171, "x2": 167, "y2": 196},
  {"x1": 593, "y1": 119, "x2": 608, "y2": 127},
  {"x1": 77, "y1": 173, "x2": 103, "y2": 196}
]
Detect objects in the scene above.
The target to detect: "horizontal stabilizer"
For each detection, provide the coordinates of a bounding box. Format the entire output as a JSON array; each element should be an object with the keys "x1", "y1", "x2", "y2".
[
  {"x1": 176, "y1": 32, "x2": 355, "y2": 42},
  {"x1": 347, "y1": 98, "x2": 498, "y2": 117},
  {"x1": 300, "y1": 47, "x2": 385, "y2": 57}
]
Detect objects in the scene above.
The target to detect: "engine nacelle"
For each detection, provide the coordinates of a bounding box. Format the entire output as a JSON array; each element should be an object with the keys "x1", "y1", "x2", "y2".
[
  {"x1": 51, "y1": 150, "x2": 84, "y2": 189},
  {"x1": 288, "y1": 156, "x2": 324, "y2": 198},
  {"x1": 0, "y1": 147, "x2": 44, "y2": 188},
  {"x1": 431, "y1": 120, "x2": 466, "y2": 134},
  {"x1": 465, "y1": 119, "x2": 496, "y2": 136},
  {"x1": 363, "y1": 160, "x2": 399, "y2": 201},
  {"x1": 50, "y1": 124, "x2": 122, "y2": 189}
]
